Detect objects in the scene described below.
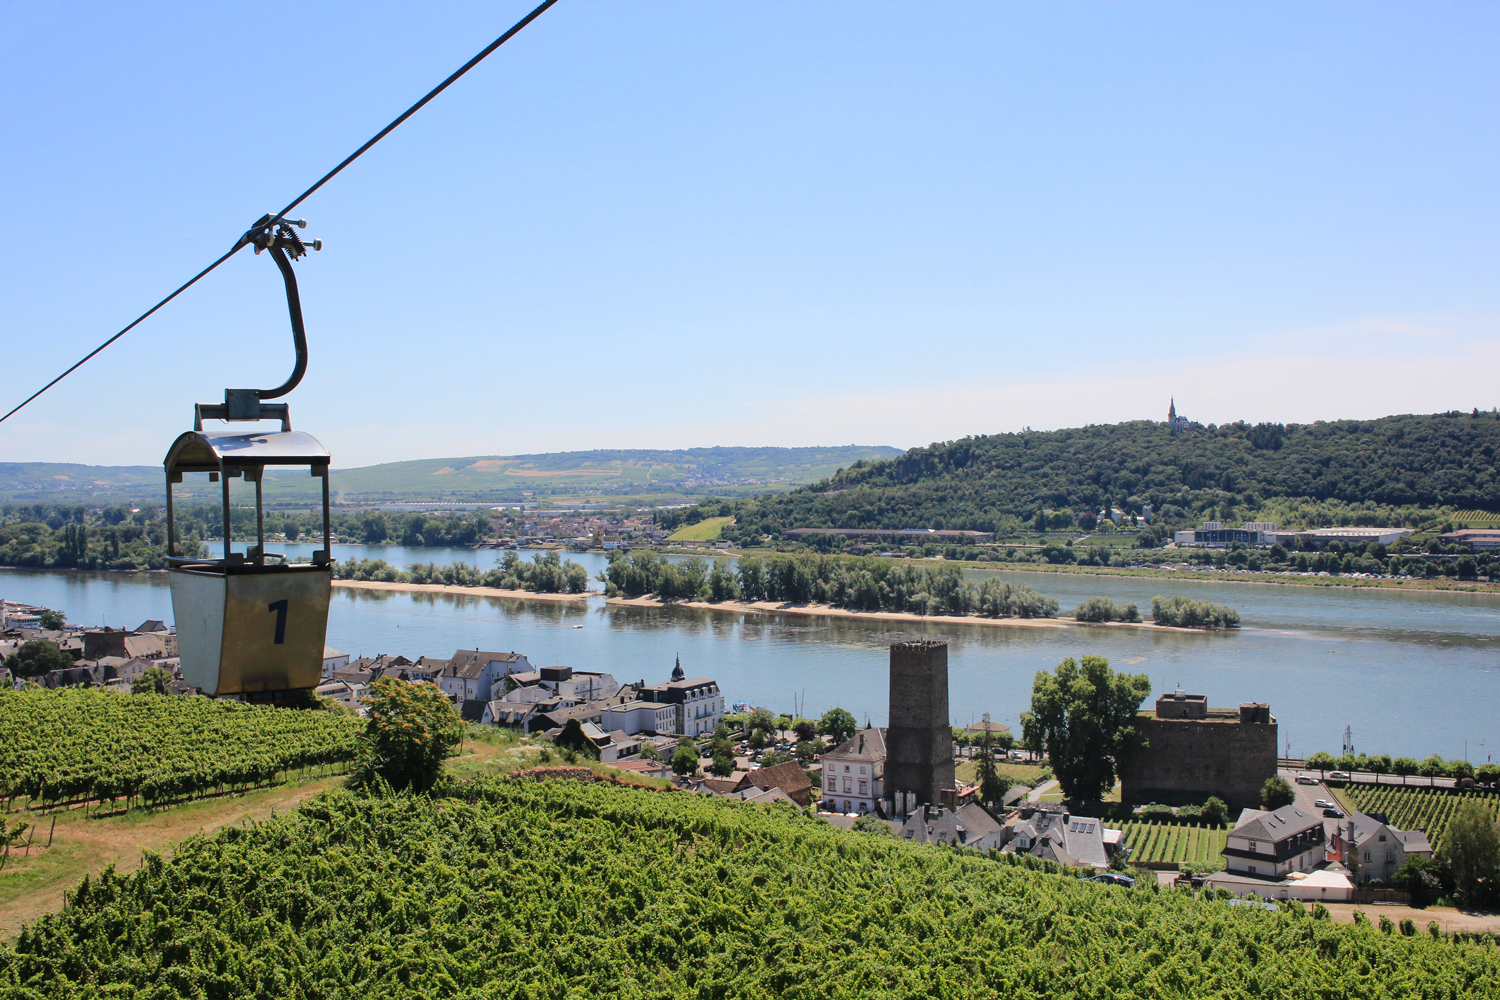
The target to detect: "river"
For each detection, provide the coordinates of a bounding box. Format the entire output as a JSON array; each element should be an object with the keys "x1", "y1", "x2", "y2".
[{"x1": 3, "y1": 545, "x2": 1498, "y2": 763}]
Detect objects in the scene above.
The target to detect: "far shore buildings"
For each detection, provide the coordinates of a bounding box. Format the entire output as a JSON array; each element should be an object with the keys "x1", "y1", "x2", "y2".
[{"x1": 1173, "y1": 522, "x2": 1412, "y2": 549}]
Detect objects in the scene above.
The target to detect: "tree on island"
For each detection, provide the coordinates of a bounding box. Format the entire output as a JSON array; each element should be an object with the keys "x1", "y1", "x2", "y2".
[
  {"x1": 973, "y1": 712, "x2": 1012, "y2": 806},
  {"x1": 1020, "y1": 656, "x2": 1151, "y2": 803},
  {"x1": 352, "y1": 678, "x2": 463, "y2": 792},
  {"x1": 1261, "y1": 776, "x2": 1296, "y2": 810},
  {"x1": 3, "y1": 639, "x2": 74, "y2": 678},
  {"x1": 818, "y1": 707, "x2": 858, "y2": 747}
]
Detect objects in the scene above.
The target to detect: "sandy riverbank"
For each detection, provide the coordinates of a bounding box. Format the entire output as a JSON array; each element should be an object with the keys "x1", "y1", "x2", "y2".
[
  {"x1": 604, "y1": 595, "x2": 1220, "y2": 633},
  {"x1": 332, "y1": 580, "x2": 595, "y2": 602}
]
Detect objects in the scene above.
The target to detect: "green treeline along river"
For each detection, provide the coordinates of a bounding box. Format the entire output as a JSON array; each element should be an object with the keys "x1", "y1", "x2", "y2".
[{"x1": 2, "y1": 544, "x2": 1498, "y2": 762}]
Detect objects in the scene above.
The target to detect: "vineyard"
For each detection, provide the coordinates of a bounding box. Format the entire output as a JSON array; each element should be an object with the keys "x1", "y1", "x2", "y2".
[
  {"x1": 1118, "y1": 820, "x2": 1228, "y2": 870},
  {"x1": 1344, "y1": 784, "x2": 1500, "y2": 851},
  {"x1": 0, "y1": 688, "x2": 362, "y2": 812},
  {"x1": 5, "y1": 777, "x2": 1499, "y2": 997}
]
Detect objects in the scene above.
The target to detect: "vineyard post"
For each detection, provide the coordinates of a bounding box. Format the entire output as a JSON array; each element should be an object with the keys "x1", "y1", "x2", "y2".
[
  {"x1": 24, "y1": 824, "x2": 34, "y2": 856},
  {"x1": 47, "y1": 815, "x2": 55, "y2": 848}
]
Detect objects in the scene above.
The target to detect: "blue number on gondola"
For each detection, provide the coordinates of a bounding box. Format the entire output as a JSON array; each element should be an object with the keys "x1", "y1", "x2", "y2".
[{"x1": 268, "y1": 599, "x2": 288, "y2": 644}]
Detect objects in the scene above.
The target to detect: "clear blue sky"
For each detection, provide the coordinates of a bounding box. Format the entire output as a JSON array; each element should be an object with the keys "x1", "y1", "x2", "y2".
[{"x1": 2, "y1": 2, "x2": 1497, "y2": 468}]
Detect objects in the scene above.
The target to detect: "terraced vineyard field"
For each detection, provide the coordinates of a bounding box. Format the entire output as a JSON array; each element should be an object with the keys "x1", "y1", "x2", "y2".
[
  {"x1": 6, "y1": 777, "x2": 1499, "y2": 997},
  {"x1": 1344, "y1": 784, "x2": 1500, "y2": 851},
  {"x1": 1118, "y1": 820, "x2": 1228, "y2": 870}
]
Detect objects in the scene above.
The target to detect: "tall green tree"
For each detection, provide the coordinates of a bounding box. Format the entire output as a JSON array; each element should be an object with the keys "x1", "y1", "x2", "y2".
[
  {"x1": 1261, "y1": 776, "x2": 1296, "y2": 810},
  {"x1": 37, "y1": 608, "x2": 65, "y2": 631},
  {"x1": 818, "y1": 707, "x2": 858, "y2": 746},
  {"x1": 1019, "y1": 656, "x2": 1151, "y2": 802},
  {"x1": 973, "y1": 712, "x2": 1011, "y2": 806},
  {"x1": 130, "y1": 665, "x2": 173, "y2": 696},
  {"x1": 4, "y1": 639, "x2": 74, "y2": 678},
  {"x1": 1438, "y1": 800, "x2": 1500, "y2": 909},
  {"x1": 353, "y1": 678, "x2": 463, "y2": 792}
]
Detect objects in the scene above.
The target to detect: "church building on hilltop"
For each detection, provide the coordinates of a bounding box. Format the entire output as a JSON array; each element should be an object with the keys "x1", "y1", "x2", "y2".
[{"x1": 1167, "y1": 398, "x2": 1201, "y2": 436}]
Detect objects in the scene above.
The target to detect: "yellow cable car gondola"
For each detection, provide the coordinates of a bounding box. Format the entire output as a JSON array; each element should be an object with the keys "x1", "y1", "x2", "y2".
[{"x1": 163, "y1": 217, "x2": 331, "y2": 700}]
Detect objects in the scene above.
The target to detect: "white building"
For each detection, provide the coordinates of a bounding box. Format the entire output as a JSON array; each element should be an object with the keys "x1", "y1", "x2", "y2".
[
  {"x1": 1223, "y1": 805, "x2": 1327, "y2": 879},
  {"x1": 1342, "y1": 813, "x2": 1433, "y2": 885},
  {"x1": 321, "y1": 646, "x2": 350, "y2": 679},
  {"x1": 600, "y1": 700, "x2": 677, "y2": 736},
  {"x1": 440, "y1": 649, "x2": 532, "y2": 703},
  {"x1": 635, "y1": 658, "x2": 724, "y2": 737},
  {"x1": 500, "y1": 665, "x2": 619, "y2": 706},
  {"x1": 819, "y1": 727, "x2": 886, "y2": 815}
]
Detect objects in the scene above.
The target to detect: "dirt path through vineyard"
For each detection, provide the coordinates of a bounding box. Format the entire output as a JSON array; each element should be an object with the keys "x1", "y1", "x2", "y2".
[{"x1": 0, "y1": 774, "x2": 342, "y2": 941}]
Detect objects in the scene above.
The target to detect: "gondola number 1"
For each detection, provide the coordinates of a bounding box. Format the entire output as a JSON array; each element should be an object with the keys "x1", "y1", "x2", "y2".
[{"x1": 267, "y1": 599, "x2": 288, "y2": 644}]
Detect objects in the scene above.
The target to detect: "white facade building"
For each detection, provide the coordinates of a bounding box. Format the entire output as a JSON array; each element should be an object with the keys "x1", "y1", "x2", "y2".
[
  {"x1": 1224, "y1": 805, "x2": 1327, "y2": 879},
  {"x1": 819, "y1": 727, "x2": 886, "y2": 815}
]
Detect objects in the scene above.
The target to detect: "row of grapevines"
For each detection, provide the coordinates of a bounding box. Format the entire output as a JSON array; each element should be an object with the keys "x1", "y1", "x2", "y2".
[
  {"x1": 4, "y1": 778, "x2": 1496, "y2": 998},
  {"x1": 1119, "y1": 820, "x2": 1228, "y2": 869},
  {"x1": 1346, "y1": 784, "x2": 1500, "y2": 851},
  {"x1": 0, "y1": 687, "x2": 362, "y2": 811}
]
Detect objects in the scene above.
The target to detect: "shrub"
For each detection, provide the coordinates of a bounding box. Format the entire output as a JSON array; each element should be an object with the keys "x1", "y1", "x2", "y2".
[
  {"x1": 352, "y1": 678, "x2": 463, "y2": 792},
  {"x1": 1151, "y1": 596, "x2": 1241, "y2": 629}
]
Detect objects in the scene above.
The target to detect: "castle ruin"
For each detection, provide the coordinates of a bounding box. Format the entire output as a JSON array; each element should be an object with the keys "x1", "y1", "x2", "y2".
[{"x1": 1118, "y1": 690, "x2": 1277, "y2": 810}]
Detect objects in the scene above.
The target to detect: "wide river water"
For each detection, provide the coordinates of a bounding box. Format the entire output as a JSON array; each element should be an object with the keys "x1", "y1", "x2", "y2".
[{"x1": 4, "y1": 544, "x2": 1498, "y2": 763}]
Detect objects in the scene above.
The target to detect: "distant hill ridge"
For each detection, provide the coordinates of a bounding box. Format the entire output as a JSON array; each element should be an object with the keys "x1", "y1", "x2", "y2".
[
  {"x1": 692, "y1": 412, "x2": 1500, "y2": 536},
  {"x1": 0, "y1": 445, "x2": 902, "y2": 504}
]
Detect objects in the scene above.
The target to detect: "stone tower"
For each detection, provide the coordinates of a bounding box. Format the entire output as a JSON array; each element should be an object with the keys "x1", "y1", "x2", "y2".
[{"x1": 886, "y1": 640, "x2": 956, "y2": 816}]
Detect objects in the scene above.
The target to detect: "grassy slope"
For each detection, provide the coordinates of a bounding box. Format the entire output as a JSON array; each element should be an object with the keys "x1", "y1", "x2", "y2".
[
  {"x1": 5, "y1": 777, "x2": 1498, "y2": 998},
  {"x1": 667, "y1": 516, "x2": 733, "y2": 541}
]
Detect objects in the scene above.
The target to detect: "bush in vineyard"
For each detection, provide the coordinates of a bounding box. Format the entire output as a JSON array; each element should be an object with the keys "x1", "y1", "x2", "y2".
[{"x1": 351, "y1": 677, "x2": 463, "y2": 792}]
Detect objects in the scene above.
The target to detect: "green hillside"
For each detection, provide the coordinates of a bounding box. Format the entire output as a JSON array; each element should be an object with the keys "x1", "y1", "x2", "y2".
[
  {"x1": 686, "y1": 412, "x2": 1500, "y2": 541},
  {"x1": 0, "y1": 446, "x2": 900, "y2": 506},
  {"x1": 6, "y1": 777, "x2": 1496, "y2": 997}
]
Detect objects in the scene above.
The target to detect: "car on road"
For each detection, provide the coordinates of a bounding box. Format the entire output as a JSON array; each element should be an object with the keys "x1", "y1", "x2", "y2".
[
  {"x1": 1328, "y1": 771, "x2": 1351, "y2": 781},
  {"x1": 1314, "y1": 798, "x2": 1335, "y2": 809},
  {"x1": 1323, "y1": 808, "x2": 1345, "y2": 818},
  {"x1": 1295, "y1": 775, "x2": 1318, "y2": 785}
]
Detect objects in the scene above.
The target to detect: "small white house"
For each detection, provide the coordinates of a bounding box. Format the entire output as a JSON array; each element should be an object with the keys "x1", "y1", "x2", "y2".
[{"x1": 322, "y1": 646, "x2": 350, "y2": 679}]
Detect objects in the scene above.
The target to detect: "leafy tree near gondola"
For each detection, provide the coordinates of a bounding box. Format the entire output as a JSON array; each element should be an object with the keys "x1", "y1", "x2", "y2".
[
  {"x1": 352, "y1": 678, "x2": 463, "y2": 792},
  {"x1": 3, "y1": 639, "x2": 74, "y2": 678},
  {"x1": 37, "y1": 608, "x2": 65, "y2": 631},
  {"x1": 130, "y1": 665, "x2": 172, "y2": 696},
  {"x1": 1020, "y1": 656, "x2": 1151, "y2": 803},
  {"x1": 553, "y1": 718, "x2": 599, "y2": 761},
  {"x1": 1261, "y1": 775, "x2": 1296, "y2": 810},
  {"x1": 818, "y1": 707, "x2": 858, "y2": 746}
]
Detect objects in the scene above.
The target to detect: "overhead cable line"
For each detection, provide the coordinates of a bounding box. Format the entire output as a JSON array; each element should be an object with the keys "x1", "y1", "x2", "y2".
[{"x1": 0, "y1": 0, "x2": 558, "y2": 426}]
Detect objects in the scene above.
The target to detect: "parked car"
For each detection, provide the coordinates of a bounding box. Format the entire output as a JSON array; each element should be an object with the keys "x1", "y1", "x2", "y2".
[
  {"x1": 1086, "y1": 873, "x2": 1136, "y2": 888},
  {"x1": 1295, "y1": 775, "x2": 1318, "y2": 785},
  {"x1": 1328, "y1": 771, "x2": 1351, "y2": 781},
  {"x1": 1314, "y1": 799, "x2": 1335, "y2": 809},
  {"x1": 1323, "y1": 808, "x2": 1345, "y2": 818}
]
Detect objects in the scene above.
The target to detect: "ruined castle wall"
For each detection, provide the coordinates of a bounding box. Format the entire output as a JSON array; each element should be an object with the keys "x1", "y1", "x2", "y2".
[{"x1": 1119, "y1": 714, "x2": 1277, "y2": 811}]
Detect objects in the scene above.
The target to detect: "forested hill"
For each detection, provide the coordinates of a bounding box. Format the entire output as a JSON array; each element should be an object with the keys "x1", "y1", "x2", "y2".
[{"x1": 696, "y1": 412, "x2": 1500, "y2": 536}]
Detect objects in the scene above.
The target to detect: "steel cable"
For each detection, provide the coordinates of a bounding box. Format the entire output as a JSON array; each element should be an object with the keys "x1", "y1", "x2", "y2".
[{"x1": 0, "y1": 0, "x2": 558, "y2": 425}]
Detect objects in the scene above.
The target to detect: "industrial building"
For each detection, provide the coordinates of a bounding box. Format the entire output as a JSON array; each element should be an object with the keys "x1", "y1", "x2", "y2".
[{"x1": 1173, "y1": 522, "x2": 1412, "y2": 549}]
